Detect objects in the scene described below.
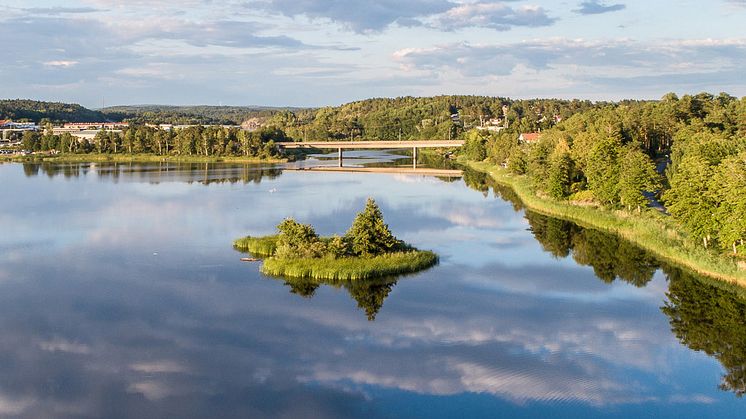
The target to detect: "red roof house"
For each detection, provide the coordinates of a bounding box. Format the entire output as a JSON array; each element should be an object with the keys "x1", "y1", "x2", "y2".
[{"x1": 519, "y1": 132, "x2": 542, "y2": 143}]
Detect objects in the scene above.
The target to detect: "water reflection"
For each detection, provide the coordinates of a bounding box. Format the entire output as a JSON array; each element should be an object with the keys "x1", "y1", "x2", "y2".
[
  {"x1": 278, "y1": 276, "x2": 398, "y2": 321},
  {"x1": 663, "y1": 267, "x2": 746, "y2": 397},
  {"x1": 2, "y1": 160, "x2": 746, "y2": 417},
  {"x1": 464, "y1": 163, "x2": 746, "y2": 399},
  {"x1": 525, "y1": 212, "x2": 658, "y2": 287},
  {"x1": 21, "y1": 162, "x2": 283, "y2": 185}
]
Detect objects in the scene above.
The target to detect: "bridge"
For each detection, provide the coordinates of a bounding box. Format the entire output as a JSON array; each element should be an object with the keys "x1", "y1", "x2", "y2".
[{"x1": 278, "y1": 140, "x2": 464, "y2": 168}]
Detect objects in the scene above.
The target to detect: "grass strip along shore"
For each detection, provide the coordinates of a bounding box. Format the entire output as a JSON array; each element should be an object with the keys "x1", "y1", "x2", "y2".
[
  {"x1": 465, "y1": 160, "x2": 746, "y2": 289},
  {"x1": 233, "y1": 199, "x2": 438, "y2": 281}
]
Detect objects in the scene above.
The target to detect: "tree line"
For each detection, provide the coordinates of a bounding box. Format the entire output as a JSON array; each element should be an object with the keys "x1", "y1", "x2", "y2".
[
  {"x1": 462, "y1": 92, "x2": 746, "y2": 256},
  {"x1": 19, "y1": 125, "x2": 286, "y2": 159},
  {"x1": 100, "y1": 105, "x2": 287, "y2": 126},
  {"x1": 0, "y1": 99, "x2": 106, "y2": 123}
]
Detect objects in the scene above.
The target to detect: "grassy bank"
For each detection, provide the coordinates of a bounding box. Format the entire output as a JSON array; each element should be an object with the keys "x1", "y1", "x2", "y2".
[
  {"x1": 233, "y1": 235, "x2": 279, "y2": 257},
  {"x1": 465, "y1": 160, "x2": 746, "y2": 287},
  {"x1": 261, "y1": 251, "x2": 438, "y2": 281},
  {"x1": 233, "y1": 235, "x2": 438, "y2": 280},
  {"x1": 0, "y1": 153, "x2": 285, "y2": 164}
]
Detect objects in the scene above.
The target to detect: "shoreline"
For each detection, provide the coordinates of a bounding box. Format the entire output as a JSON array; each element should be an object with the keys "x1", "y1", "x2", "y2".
[
  {"x1": 0, "y1": 153, "x2": 287, "y2": 164},
  {"x1": 465, "y1": 160, "x2": 746, "y2": 289}
]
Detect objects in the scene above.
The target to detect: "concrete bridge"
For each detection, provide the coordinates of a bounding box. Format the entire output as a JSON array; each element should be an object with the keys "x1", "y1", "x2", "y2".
[{"x1": 278, "y1": 140, "x2": 464, "y2": 168}]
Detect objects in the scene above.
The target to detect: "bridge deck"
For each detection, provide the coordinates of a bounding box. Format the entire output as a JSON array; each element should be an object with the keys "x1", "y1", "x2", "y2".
[{"x1": 278, "y1": 140, "x2": 464, "y2": 149}]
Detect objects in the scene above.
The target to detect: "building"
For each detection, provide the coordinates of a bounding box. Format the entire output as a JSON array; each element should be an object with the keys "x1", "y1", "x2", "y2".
[
  {"x1": 1, "y1": 121, "x2": 38, "y2": 130},
  {"x1": 477, "y1": 117, "x2": 506, "y2": 133},
  {"x1": 62, "y1": 122, "x2": 129, "y2": 130},
  {"x1": 519, "y1": 132, "x2": 542, "y2": 144},
  {"x1": 241, "y1": 118, "x2": 263, "y2": 132}
]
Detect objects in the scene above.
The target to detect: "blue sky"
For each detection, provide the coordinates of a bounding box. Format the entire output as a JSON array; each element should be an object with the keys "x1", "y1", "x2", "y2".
[{"x1": 2, "y1": 0, "x2": 745, "y2": 107}]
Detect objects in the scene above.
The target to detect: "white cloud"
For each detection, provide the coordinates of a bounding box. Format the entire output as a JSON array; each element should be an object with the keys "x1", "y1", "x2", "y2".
[
  {"x1": 43, "y1": 60, "x2": 79, "y2": 68},
  {"x1": 392, "y1": 38, "x2": 746, "y2": 97},
  {"x1": 433, "y1": 2, "x2": 556, "y2": 31}
]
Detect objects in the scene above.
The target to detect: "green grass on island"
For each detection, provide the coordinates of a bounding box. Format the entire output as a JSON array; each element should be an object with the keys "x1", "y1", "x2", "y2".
[
  {"x1": 233, "y1": 198, "x2": 438, "y2": 281},
  {"x1": 464, "y1": 160, "x2": 746, "y2": 288}
]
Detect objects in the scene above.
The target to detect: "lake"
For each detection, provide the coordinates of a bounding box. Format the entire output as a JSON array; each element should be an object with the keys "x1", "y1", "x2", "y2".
[{"x1": 0, "y1": 152, "x2": 744, "y2": 418}]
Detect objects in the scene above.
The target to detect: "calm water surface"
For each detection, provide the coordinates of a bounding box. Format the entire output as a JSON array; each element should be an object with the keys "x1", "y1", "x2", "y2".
[{"x1": 0, "y1": 153, "x2": 744, "y2": 418}]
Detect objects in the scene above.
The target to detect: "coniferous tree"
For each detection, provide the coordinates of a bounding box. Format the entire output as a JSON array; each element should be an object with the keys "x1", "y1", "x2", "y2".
[{"x1": 345, "y1": 198, "x2": 401, "y2": 256}]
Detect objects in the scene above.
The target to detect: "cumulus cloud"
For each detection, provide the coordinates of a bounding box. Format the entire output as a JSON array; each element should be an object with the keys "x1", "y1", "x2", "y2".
[
  {"x1": 433, "y1": 2, "x2": 556, "y2": 31},
  {"x1": 574, "y1": 1, "x2": 626, "y2": 15},
  {"x1": 393, "y1": 38, "x2": 746, "y2": 94}
]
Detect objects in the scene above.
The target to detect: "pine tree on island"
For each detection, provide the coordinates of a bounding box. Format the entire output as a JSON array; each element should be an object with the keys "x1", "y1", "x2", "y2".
[{"x1": 345, "y1": 198, "x2": 404, "y2": 256}]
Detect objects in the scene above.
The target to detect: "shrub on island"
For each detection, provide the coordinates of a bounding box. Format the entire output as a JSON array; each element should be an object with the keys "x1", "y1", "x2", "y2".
[{"x1": 233, "y1": 198, "x2": 438, "y2": 280}]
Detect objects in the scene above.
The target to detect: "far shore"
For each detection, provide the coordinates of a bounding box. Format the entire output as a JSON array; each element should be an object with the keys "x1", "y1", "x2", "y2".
[{"x1": 0, "y1": 153, "x2": 287, "y2": 164}]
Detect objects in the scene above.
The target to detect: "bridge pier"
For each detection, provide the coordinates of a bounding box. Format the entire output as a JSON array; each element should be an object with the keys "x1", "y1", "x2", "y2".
[
  {"x1": 338, "y1": 147, "x2": 343, "y2": 167},
  {"x1": 413, "y1": 147, "x2": 417, "y2": 169}
]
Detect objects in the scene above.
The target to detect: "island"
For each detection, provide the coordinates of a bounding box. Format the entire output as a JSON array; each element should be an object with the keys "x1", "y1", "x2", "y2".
[{"x1": 234, "y1": 198, "x2": 438, "y2": 280}]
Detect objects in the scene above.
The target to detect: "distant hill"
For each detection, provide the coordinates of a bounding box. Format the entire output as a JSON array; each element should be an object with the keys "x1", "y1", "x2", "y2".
[
  {"x1": 0, "y1": 99, "x2": 108, "y2": 123},
  {"x1": 263, "y1": 95, "x2": 612, "y2": 141},
  {"x1": 101, "y1": 105, "x2": 309, "y2": 125}
]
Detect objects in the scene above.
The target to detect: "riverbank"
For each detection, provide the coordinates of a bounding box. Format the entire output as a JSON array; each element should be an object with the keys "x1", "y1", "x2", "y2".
[
  {"x1": 0, "y1": 153, "x2": 286, "y2": 164},
  {"x1": 465, "y1": 160, "x2": 746, "y2": 288}
]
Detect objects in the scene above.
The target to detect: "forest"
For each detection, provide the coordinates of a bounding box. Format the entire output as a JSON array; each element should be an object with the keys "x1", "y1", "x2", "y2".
[
  {"x1": 99, "y1": 105, "x2": 296, "y2": 125},
  {"x1": 263, "y1": 95, "x2": 602, "y2": 141},
  {"x1": 0, "y1": 99, "x2": 107, "y2": 123},
  {"x1": 461, "y1": 92, "x2": 746, "y2": 258}
]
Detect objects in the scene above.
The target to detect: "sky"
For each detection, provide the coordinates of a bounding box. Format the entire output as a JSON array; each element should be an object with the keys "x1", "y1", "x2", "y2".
[{"x1": 2, "y1": 0, "x2": 746, "y2": 107}]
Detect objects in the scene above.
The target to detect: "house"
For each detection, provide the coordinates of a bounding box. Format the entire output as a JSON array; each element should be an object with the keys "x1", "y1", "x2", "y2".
[
  {"x1": 519, "y1": 132, "x2": 542, "y2": 144},
  {"x1": 476, "y1": 117, "x2": 505, "y2": 133},
  {"x1": 241, "y1": 118, "x2": 263, "y2": 132}
]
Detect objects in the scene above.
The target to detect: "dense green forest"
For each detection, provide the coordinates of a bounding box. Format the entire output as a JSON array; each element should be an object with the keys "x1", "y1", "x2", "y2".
[
  {"x1": 100, "y1": 105, "x2": 299, "y2": 125},
  {"x1": 0, "y1": 99, "x2": 106, "y2": 123},
  {"x1": 98, "y1": 96, "x2": 602, "y2": 138},
  {"x1": 264, "y1": 96, "x2": 602, "y2": 141},
  {"x1": 461, "y1": 92, "x2": 746, "y2": 258}
]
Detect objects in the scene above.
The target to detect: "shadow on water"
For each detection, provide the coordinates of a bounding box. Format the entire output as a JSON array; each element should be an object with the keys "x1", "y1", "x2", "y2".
[
  {"x1": 464, "y1": 165, "x2": 746, "y2": 397},
  {"x1": 21, "y1": 161, "x2": 283, "y2": 185},
  {"x1": 277, "y1": 275, "x2": 399, "y2": 321}
]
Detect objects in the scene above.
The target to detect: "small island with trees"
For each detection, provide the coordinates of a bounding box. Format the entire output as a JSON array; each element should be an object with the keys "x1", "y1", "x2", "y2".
[{"x1": 234, "y1": 198, "x2": 438, "y2": 280}]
